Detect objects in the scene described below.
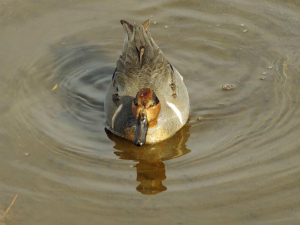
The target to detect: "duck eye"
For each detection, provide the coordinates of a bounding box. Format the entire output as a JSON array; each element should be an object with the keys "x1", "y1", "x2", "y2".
[{"x1": 155, "y1": 96, "x2": 160, "y2": 105}]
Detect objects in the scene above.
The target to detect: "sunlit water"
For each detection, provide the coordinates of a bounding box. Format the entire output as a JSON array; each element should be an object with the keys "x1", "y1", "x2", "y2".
[{"x1": 1, "y1": 0, "x2": 300, "y2": 224}]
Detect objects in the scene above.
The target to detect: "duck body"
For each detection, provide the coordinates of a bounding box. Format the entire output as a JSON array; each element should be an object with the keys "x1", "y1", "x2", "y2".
[{"x1": 104, "y1": 19, "x2": 189, "y2": 145}]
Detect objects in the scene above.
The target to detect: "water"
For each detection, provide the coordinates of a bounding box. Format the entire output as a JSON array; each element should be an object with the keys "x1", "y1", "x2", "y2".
[{"x1": 1, "y1": 0, "x2": 300, "y2": 224}]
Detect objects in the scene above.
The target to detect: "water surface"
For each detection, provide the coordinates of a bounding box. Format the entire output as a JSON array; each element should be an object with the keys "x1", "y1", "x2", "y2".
[{"x1": 1, "y1": 0, "x2": 300, "y2": 224}]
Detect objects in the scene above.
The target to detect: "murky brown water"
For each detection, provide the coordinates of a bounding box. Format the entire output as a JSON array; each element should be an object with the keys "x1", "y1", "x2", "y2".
[{"x1": 1, "y1": 0, "x2": 300, "y2": 224}]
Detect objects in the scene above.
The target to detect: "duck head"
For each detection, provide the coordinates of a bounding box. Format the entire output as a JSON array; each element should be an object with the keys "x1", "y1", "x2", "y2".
[{"x1": 132, "y1": 88, "x2": 161, "y2": 146}]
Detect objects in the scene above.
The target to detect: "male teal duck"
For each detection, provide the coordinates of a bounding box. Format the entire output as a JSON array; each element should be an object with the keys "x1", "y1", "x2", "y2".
[{"x1": 105, "y1": 19, "x2": 189, "y2": 146}]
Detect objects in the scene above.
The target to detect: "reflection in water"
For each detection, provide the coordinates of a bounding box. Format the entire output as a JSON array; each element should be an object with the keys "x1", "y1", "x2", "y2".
[
  {"x1": 135, "y1": 159, "x2": 166, "y2": 195},
  {"x1": 106, "y1": 124, "x2": 191, "y2": 194}
]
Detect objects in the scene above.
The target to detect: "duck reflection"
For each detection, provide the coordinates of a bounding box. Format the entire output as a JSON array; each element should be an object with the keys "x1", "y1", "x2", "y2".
[{"x1": 105, "y1": 124, "x2": 191, "y2": 195}]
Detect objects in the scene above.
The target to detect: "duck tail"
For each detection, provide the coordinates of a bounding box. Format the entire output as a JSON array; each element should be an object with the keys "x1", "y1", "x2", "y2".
[{"x1": 119, "y1": 19, "x2": 162, "y2": 68}]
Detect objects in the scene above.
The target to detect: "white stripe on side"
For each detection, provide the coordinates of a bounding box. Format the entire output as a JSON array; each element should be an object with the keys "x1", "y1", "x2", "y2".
[
  {"x1": 112, "y1": 104, "x2": 123, "y2": 129},
  {"x1": 166, "y1": 101, "x2": 183, "y2": 125}
]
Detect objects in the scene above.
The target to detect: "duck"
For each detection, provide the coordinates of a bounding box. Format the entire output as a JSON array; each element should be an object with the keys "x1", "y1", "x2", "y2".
[{"x1": 104, "y1": 19, "x2": 189, "y2": 146}]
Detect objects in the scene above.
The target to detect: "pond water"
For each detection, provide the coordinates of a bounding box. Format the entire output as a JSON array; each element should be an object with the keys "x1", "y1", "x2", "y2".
[{"x1": 1, "y1": 0, "x2": 300, "y2": 224}]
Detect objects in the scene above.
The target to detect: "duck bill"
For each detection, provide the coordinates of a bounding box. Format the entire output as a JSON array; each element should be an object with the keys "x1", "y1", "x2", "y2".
[{"x1": 133, "y1": 110, "x2": 149, "y2": 146}]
